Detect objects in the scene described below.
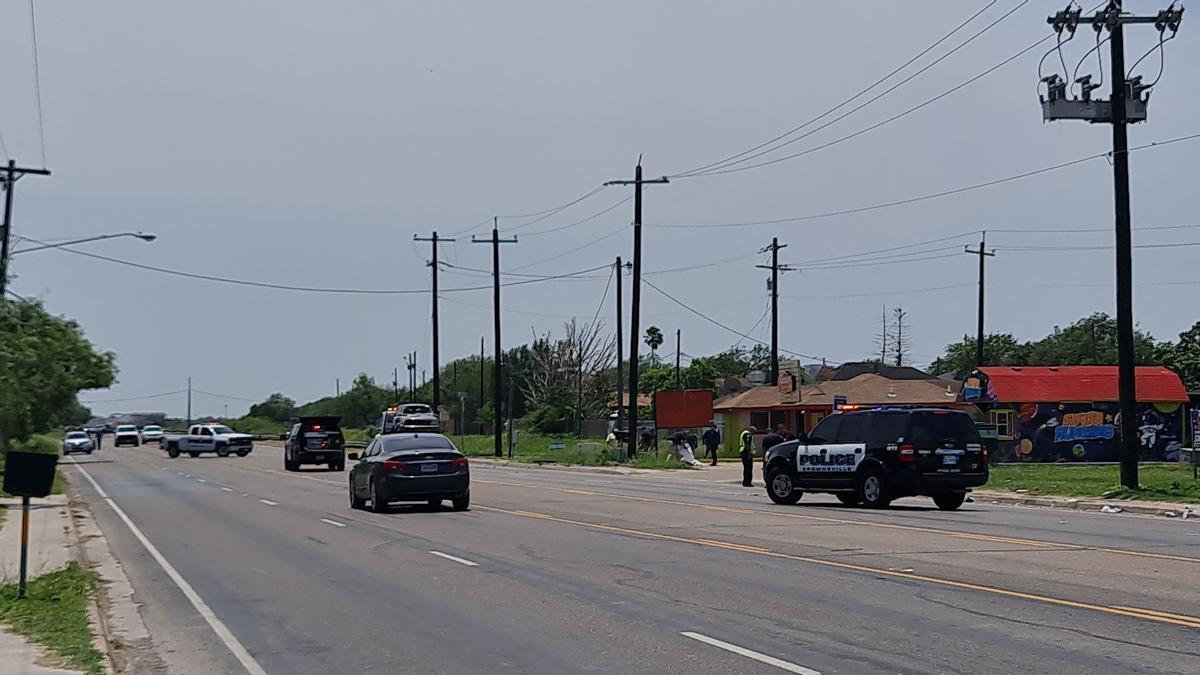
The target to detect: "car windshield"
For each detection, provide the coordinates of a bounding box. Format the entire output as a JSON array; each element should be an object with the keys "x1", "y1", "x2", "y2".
[
  {"x1": 65, "y1": 432, "x2": 88, "y2": 439},
  {"x1": 400, "y1": 405, "x2": 431, "y2": 415},
  {"x1": 116, "y1": 425, "x2": 137, "y2": 432},
  {"x1": 381, "y1": 435, "x2": 455, "y2": 453},
  {"x1": 143, "y1": 426, "x2": 162, "y2": 432},
  {"x1": 210, "y1": 426, "x2": 234, "y2": 435}
]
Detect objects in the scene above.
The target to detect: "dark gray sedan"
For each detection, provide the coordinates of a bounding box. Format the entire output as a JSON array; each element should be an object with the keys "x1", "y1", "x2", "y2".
[{"x1": 348, "y1": 433, "x2": 470, "y2": 513}]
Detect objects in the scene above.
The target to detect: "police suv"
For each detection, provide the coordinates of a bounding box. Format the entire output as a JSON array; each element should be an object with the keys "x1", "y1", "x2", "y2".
[{"x1": 762, "y1": 407, "x2": 987, "y2": 510}]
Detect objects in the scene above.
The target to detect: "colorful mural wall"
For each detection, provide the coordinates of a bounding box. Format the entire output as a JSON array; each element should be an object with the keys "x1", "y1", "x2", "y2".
[{"x1": 999, "y1": 402, "x2": 1185, "y2": 463}]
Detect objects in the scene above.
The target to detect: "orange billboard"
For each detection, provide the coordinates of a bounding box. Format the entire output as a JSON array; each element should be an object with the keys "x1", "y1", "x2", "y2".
[{"x1": 655, "y1": 389, "x2": 714, "y2": 429}]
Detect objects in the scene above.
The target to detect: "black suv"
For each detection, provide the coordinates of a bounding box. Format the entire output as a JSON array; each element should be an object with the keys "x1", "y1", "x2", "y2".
[
  {"x1": 284, "y1": 416, "x2": 345, "y2": 472},
  {"x1": 762, "y1": 408, "x2": 987, "y2": 510}
]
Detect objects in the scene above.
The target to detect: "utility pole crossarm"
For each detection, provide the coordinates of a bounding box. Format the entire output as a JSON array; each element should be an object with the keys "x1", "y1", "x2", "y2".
[{"x1": 1, "y1": 161, "x2": 53, "y2": 297}]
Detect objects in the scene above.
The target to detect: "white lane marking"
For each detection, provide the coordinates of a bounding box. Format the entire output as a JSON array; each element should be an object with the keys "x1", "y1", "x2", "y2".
[
  {"x1": 319, "y1": 518, "x2": 347, "y2": 528},
  {"x1": 177, "y1": 472, "x2": 185, "y2": 476},
  {"x1": 221, "y1": 487, "x2": 234, "y2": 493},
  {"x1": 66, "y1": 457, "x2": 269, "y2": 675},
  {"x1": 258, "y1": 499, "x2": 278, "y2": 507},
  {"x1": 197, "y1": 479, "x2": 207, "y2": 483},
  {"x1": 680, "y1": 632, "x2": 820, "y2": 675},
  {"x1": 428, "y1": 550, "x2": 479, "y2": 567},
  {"x1": 241, "y1": 493, "x2": 250, "y2": 497}
]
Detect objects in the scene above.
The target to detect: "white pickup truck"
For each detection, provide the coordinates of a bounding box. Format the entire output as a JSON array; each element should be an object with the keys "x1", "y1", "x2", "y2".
[{"x1": 161, "y1": 424, "x2": 254, "y2": 458}]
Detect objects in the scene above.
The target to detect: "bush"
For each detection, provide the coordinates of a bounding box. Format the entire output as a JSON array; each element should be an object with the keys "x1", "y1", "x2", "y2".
[
  {"x1": 10, "y1": 435, "x2": 59, "y2": 454},
  {"x1": 526, "y1": 404, "x2": 572, "y2": 434}
]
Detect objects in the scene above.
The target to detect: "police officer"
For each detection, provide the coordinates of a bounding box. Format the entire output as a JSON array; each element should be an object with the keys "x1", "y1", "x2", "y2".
[{"x1": 740, "y1": 425, "x2": 757, "y2": 487}]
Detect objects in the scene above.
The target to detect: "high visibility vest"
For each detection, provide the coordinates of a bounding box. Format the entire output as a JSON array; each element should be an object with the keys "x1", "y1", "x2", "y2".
[{"x1": 740, "y1": 429, "x2": 753, "y2": 451}]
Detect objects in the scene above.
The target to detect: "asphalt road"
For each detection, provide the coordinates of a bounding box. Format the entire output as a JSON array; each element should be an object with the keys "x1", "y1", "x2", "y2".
[{"x1": 65, "y1": 442, "x2": 1200, "y2": 675}]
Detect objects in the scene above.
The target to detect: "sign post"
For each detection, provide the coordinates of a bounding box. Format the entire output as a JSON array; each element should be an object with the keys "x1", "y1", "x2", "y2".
[{"x1": 2, "y1": 451, "x2": 59, "y2": 599}]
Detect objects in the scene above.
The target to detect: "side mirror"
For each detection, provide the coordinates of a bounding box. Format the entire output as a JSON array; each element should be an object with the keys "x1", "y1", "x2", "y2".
[{"x1": 347, "y1": 452, "x2": 359, "y2": 461}]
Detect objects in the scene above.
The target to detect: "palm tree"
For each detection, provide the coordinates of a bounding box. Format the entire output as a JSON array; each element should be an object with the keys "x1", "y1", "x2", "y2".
[{"x1": 644, "y1": 326, "x2": 664, "y2": 365}]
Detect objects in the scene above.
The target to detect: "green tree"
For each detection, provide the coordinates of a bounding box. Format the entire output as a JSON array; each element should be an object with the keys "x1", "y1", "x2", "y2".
[
  {"x1": 1026, "y1": 313, "x2": 1157, "y2": 366},
  {"x1": 1158, "y1": 320, "x2": 1200, "y2": 390},
  {"x1": 643, "y1": 326, "x2": 664, "y2": 365},
  {"x1": 0, "y1": 298, "x2": 116, "y2": 450},
  {"x1": 248, "y1": 393, "x2": 297, "y2": 423},
  {"x1": 930, "y1": 333, "x2": 1031, "y2": 379}
]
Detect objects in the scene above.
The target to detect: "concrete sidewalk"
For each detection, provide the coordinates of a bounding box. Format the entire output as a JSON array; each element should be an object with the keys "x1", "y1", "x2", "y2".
[{"x1": 0, "y1": 496, "x2": 84, "y2": 675}]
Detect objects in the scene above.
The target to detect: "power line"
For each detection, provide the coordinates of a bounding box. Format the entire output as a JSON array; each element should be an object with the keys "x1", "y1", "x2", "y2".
[
  {"x1": 669, "y1": 0, "x2": 1002, "y2": 178},
  {"x1": 506, "y1": 184, "x2": 608, "y2": 232},
  {"x1": 518, "y1": 196, "x2": 631, "y2": 237},
  {"x1": 785, "y1": 282, "x2": 977, "y2": 300},
  {"x1": 80, "y1": 390, "x2": 187, "y2": 404},
  {"x1": 642, "y1": 277, "x2": 836, "y2": 364},
  {"x1": 509, "y1": 222, "x2": 628, "y2": 272},
  {"x1": 679, "y1": 31, "x2": 1054, "y2": 179},
  {"x1": 997, "y1": 240, "x2": 1200, "y2": 252},
  {"x1": 794, "y1": 231, "x2": 980, "y2": 266},
  {"x1": 27, "y1": 0, "x2": 47, "y2": 167},
  {"x1": 191, "y1": 389, "x2": 258, "y2": 403},
  {"x1": 652, "y1": 131, "x2": 1200, "y2": 229},
  {"x1": 588, "y1": 264, "x2": 615, "y2": 328}
]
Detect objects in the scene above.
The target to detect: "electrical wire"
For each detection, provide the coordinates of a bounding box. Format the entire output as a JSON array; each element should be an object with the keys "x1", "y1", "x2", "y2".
[
  {"x1": 0, "y1": 129, "x2": 9, "y2": 161},
  {"x1": 1071, "y1": 31, "x2": 1109, "y2": 92},
  {"x1": 802, "y1": 251, "x2": 964, "y2": 271},
  {"x1": 642, "y1": 277, "x2": 836, "y2": 363},
  {"x1": 785, "y1": 283, "x2": 977, "y2": 300},
  {"x1": 192, "y1": 389, "x2": 258, "y2": 403},
  {"x1": 669, "y1": 0, "x2": 1002, "y2": 178},
  {"x1": 506, "y1": 184, "x2": 608, "y2": 232},
  {"x1": 28, "y1": 0, "x2": 47, "y2": 167},
  {"x1": 795, "y1": 234, "x2": 979, "y2": 266},
  {"x1": 80, "y1": 390, "x2": 187, "y2": 404},
  {"x1": 509, "y1": 222, "x2": 628, "y2": 273},
  {"x1": 439, "y1": 261, "x2": 604, "y2": 280},
  {"x1": 990, "y1": 223, "x2": 1200, "y2": 234},
  {"x1": 653, "y1": 130, "x2": 1200, "y2": 229},
  {"x1": 678, "y1": 32, "x2": 1055, "y2": 179},
  {"x1": 1128, "y1": 30, "x2": 1177, "y2": 88},
  {"x1": 800, "y1": 245, "x2": 966, "y2": 270},
  {"x1": 998, "y1": 240, "x2": 1200, "y2": 251},
  {"x1": 589, "y1": 264, "x2": 615, "y2": 329},
  {"x1": 440, "y1": 294, "x2": 585, "y2": 319},
  {"x1": 518, "y1": 196, "x2": 631, "y2": 237}
]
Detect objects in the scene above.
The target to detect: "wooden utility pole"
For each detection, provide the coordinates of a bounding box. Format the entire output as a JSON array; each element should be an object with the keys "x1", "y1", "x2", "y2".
[
  {"x1": 756, "y1": 238, "x2": 793, "y2": 385},
  {"x1": 414, "y1": 232, "x2": 455, "y2": 412},
  {"x1": 0, "y1": 161, "x2": 51, "y2": 297},
  {"x1": 473, "y1": 219, "x2": 518, "y2": 457},
  {"x1": 965, "y1": 232, "x2": 994, "y2": 367}
]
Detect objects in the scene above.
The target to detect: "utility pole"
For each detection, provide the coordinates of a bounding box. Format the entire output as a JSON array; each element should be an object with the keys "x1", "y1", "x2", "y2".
[
  {"x1": 186, "y1": 377, "x2": 192, "y2": 427},
  {"x1": 478, "y1": 336, "x2": 484, "y2": 427},
  {"x1": 674, "y1": 329, "x2": 682, "y2": 389},
  {"x1": 605, "y1": 161, "x2": 669, "y2": 457},
  {"x1": 406, "y1": 352, "x2": 417, "y2": 403},
  {"x1": 335, "y1": 378, "x2": 340, "y2": 397},
  {"x1": 1039, "y1": 1, "x2": 1183, "y2": 489},
  {"x1": 393, "y1": 367, "x2": 400, "y2": 403},
  {"x1": 0, "y1": 161, "x2": 52, "y2": 297},
  {"x1": 615, "y1": 257, "x2": 625, "y2": 443},
  {"x1": 756, "y1": 238, "x2": 794, "y2": 385},
  {"x1": 473, "y1": 218, "x2": 518, "y2": 457},
  {"x1": 964, "y1": 232, "x2": 995, "y2": 368},
  {"x1": 414, "y1": 231, "x2": 454, "y2": 412}
]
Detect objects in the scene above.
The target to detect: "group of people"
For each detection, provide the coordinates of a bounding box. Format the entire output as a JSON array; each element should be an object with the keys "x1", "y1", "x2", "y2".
[
  {"x1": 667, "y1": 421, "x2": 724, "y2": 468},
  {"x1": 621, "y1": 420, "x2": 800, "y2": 489},
  {"x1": 737, "y1": 423, "x2": 795, "y2": 486}
]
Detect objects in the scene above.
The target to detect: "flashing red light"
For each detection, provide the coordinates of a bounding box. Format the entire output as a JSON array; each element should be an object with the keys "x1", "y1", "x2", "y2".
[{"x1": 312, "y1": 424, "x2": 322, "y2": 431}]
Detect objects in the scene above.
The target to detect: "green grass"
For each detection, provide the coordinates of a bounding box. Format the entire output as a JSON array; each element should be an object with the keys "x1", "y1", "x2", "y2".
[
  {"x1": 1, "y1": 435, "x2": 68, "y2": 498},
  {"x1": 0, "y1": 562, "x2": 104, "y2": 675},
  {"x1": 987, "y1": 463, "x2": 1200, "y2": 502}
]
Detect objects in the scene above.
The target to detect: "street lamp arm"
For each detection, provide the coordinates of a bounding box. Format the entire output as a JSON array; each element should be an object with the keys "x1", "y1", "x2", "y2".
[{"x1": 11, "y1": 231, "x2": 156, "y2": 255}]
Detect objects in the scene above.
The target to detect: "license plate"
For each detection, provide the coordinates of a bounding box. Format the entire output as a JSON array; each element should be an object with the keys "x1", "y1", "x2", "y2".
[
  {"x1": 421, "y1": 463, "x2": 438, "y2": 473},
  {"x1": 943, "y1": 455, "x2": 960, "y2": 465}
]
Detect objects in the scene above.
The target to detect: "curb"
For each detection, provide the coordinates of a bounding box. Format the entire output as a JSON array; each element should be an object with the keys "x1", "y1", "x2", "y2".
[
  {"x1": 970, "y1": 490, "x2": 1200, "y2": 520},
  {"x1": 62, "y1": 493, "x2": 115, "y2": 675}
]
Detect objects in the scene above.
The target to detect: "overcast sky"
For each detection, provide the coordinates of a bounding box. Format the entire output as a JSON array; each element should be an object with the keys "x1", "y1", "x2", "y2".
[{"x1": 3, "y1": 1, "x2": 1197, "y2": 417}]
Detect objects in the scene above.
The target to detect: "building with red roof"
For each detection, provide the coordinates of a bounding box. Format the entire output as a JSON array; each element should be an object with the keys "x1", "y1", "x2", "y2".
[{"x1": 962, "y1": 366, "x2": 1189, "y2": 463}]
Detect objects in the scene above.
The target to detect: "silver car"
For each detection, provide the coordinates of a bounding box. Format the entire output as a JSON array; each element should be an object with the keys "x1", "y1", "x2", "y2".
[{"x1": 62, "y1": 431, "x2": 95, "y2": 455}]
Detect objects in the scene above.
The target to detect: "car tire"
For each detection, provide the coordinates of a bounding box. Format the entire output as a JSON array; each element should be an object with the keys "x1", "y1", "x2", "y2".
[
  {"x1": 331, "y1": 461, "x2": 344, "y2": 472},
  {"x1": 451, "y1": 490, "x2": 470, "y2": 511},
  {"x1": 188, "y1": 452, "x2": 200, "y2": 458},
  {"x1": 284, "y1": 458, "x2": 297, "y2": 471},
  {"x1": 427, "y1": 498, "x2": 442, "y2": 508},
  {"x1": 349, "y1": 480, "x2": 365, "y2": 510},
  {"x1": 216, "y1": 445, "x2": 230, "y2": 457},
  {"x1": 369, "y1": 479, "x2": 388, "y2": 513},
  {"x1": 167, "y1": 446, "x2": 180, "y2": 458},
  {"x1": 765, "y1": 466, "x2": 802, "y2": 505},
  {"x1": 236, "y1": 450, "x2": 249, "y2": 457},
  {"x1": 932, "y1": 491, "x2": 967, "y2": 511},
  {"x1": 857, "y1": 465, "x2": 891, "y2": 509},
  {"x1": 836, "y1": 493, "x2": 861, "y2": 507}
]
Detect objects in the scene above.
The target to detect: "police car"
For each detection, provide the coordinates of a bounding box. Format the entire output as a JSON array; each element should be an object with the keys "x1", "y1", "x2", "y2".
[{"x1": 762, "y1": 407, "x2": 987, "y2": 510}]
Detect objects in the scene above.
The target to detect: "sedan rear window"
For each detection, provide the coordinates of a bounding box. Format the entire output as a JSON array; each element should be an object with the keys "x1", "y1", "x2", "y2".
[{"x1": 381, "y1": 435, "x2": 456, "y2": 453}]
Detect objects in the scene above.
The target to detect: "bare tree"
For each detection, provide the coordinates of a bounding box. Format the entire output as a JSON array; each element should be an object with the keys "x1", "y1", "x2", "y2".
[
  {"x1": 873, "y1": 305, "x2": 889, "y2": 363},
  {"x1": 525, "y1": 320, "x2": 616, "y2": 427},
  {"x1": 892, "y1": 306, "x2": 911, "y2": 367}
]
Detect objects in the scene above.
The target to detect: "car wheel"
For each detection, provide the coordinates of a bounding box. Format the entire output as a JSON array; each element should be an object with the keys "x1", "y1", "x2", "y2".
[
  {"x1": 369, "y1": 479, "x2": 388, "y2": 513},
  {"x1": 167, "y1": 446, "x2": 180, "y2": 458},
  {"x1": 427, "y1": 498, "x2": 442, "y2": 508},
  {"x1": 216, "y1": 445, "x2": 230, "y2": 457},
  {"x1": 932, "y1": 491, "x2": 967, "y2": 511},
  {"x1": 188, "y1": 452, "x2": 200, "y2": 458},
  {"x1": 331, "y1": 462, "x2": 344, "y2": 472},
  {"x1": 284, "y1": 458, "x2": 297, "y2": 471},
  {"x1": 451, "y1": 490, "x2": 470, "y2": 511},
  {"x1": 836, "y1": 493, "x2": 861, "y2": 507},
  {"x1": 858, "y1": 465, "x2": 891, "y2": 509},
  {"x1": 349, "y1": 480, "x2": 365, "y2": 510},
  {"x1": 236, "y1": 450, "x2": 249, "y2": 457},
  {"x1": 765, "y1": 465, "x2": 802, "y2": 505}
]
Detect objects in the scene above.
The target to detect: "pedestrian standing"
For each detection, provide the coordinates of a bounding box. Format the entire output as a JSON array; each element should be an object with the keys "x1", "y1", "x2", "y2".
[
  {"x1": 740, "y1": 425, "x2": 757, "y2": 487},
  {"x1": 702, "y1": 422, "x2": 721, "y2": 466},
  {"x1": 763, "y1": 426, "x2": 785, "y2": 453}
]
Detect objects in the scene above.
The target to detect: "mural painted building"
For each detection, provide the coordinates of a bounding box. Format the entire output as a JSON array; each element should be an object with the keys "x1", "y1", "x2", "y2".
[{"x1": 962, "y1": 366, "x2": 1189, "y2": 462}]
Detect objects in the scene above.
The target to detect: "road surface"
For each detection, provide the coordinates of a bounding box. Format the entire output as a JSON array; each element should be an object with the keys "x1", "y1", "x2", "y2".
[{"x1": 65, "y1": 443, "x2": 1200, "y2": 674}]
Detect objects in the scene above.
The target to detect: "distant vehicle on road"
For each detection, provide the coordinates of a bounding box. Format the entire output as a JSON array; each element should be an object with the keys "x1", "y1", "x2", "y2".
[
  {"x1": 762, "y1": 407, "x2": 987, "y2": 510},
  {"x1": 161, "y1": 424, "x2": 253, "y2": 459},
  {"x1": 114, "y1": 424, "x2": 141, "y2": 447},
  {"x1": 379, "y1": 404, "x2": 440, "y2": 434},
  {"x1": 284, "y1": 416, "x2": 345, "y2": 472},
  {"x1": 140, "y1": 425, "x2": 164, "y2": 445},
  {"x1": 62, "y1": 430, "x2": 94, "y2": 455},
  {"x1": 348, "y1": 433, "x2": 469, "y2": 513}
]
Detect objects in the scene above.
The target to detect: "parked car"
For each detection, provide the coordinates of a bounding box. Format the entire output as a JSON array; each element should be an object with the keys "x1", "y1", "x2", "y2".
[
  {"x1": 62, "y1": 430, "x2": 94, "y2": 455},
  {"x1": 114, "y1": 424, "x2": 141, "y2": 447},
  {"x1": 284, "y1": 416, "x2": 345, "y2": 471},
  {"x1": 348, "y1": 433, "x2": 469, "y2": 513},
  {"x1": 160, "y1": 424, "x2": 254, "y2": 458},
  {"x1": 140, "y1": 425, "x2": 164, "y2": 445},
  {"x1": 762, "y1": 407, "x2": 987, "y2": 510}
]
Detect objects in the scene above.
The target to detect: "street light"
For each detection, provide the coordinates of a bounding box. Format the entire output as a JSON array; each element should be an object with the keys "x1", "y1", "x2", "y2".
[{"x1": 12, "y1": 231, "x2": 157, "y2": 255}]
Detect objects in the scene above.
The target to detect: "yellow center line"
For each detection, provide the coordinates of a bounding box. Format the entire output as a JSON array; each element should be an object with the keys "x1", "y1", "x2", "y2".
[
  {"x1": 475, "y1": 478, "x2": 1200, "y2": 564},
  {"x1": 476, "y1": 504, "x2": 1200, "y2": 632}
]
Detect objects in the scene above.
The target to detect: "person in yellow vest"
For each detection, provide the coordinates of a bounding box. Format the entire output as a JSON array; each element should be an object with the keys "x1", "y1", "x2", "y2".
[{"x1": 740, "y1": 426, "x2": 757, "y2": 487}]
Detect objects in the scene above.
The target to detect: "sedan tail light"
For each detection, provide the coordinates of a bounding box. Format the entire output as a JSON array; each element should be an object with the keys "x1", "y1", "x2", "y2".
[
  {"x1": 452, "y1": 457, "x2": 469, "y2": 469},
  {"x1": 382, "y1": 460, "x2": 406, "y2": 471},
  {"x1": 898, "y1": 443, "x2": 916, "y2": 463}
]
